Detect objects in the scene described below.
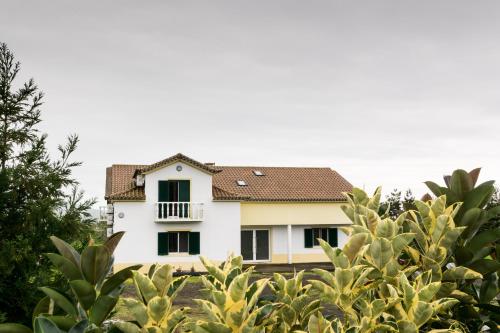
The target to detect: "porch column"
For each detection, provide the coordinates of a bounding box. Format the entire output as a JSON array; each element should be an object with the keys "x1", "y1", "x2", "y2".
[{"x1": 287, "y1": 224, "x2": 292, "y2": 264}]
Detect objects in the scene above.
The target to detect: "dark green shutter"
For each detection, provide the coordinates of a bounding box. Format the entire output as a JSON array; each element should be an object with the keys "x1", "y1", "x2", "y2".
[
  {"x1": 179, "y1": 180, "x2": 190, "y2": 217},
  {"x1": 158, "y1": 181, "x2": 169, "y2": 201},
  {"x1": 304, "y1": 229, "x2": 313, "y2": 248},
  {"x1": 158, "y1": 232, "x2": 169, "y2": 255},
  {"x1": 188, "y1": 232, "x2": 200, "y2": 255},
  {"x1": 179, "y1": 180, "x2": 190, "y2": 201},
  {"x1": 328, "y1": 228, "x2": 338, "y2": 247}
]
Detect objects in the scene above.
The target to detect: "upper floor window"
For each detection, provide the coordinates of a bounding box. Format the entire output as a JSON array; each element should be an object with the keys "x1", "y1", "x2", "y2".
[{"x1": 158, "y1": 180, "x2": 190, "y2": 202}]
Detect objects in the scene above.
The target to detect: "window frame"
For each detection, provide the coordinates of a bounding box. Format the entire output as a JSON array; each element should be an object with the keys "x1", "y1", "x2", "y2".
[
  {"x1": 312, "y1": 227, "x2": 329, "y2": 247},
  {"x1": 167, "y1": 231, "x2": 189, "y2": 253}
]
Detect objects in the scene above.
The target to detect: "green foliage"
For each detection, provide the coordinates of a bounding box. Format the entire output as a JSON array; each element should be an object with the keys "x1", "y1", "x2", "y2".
[
  {"x1": 379, "y1": 189, "x2": 415, "y2": 219},
  {"x1": 0, "y1": 42, "x2": 98, "y2": 325},
  {"x1": 266, "y1": 272, "x2": 321, "y2": 332},
  {"x1": 0, "y1": 232, "x2": 140, "y2": 333},
  {"x1": 424, "y1": 168, "x2": 500, "y2": 330},
  {"x1": 185, "y1": 255, "x2": 276, "y2": 333},
  {"x1": 114, "y1": 263, "x2": 189, "y2": 333},
  {"x1": 312, "y1": 187, "x2": 476, "y2": 332}
]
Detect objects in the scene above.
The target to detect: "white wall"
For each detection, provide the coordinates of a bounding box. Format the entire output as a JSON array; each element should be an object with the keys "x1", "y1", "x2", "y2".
[{"x1": 112, "y1": 162, "x2": 240, "y2": 266}]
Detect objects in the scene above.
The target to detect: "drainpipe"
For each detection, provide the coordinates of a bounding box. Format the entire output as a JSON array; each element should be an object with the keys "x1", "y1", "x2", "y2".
[{"x1": 287, "y1": 224, "x2": 292, "y2": 264}]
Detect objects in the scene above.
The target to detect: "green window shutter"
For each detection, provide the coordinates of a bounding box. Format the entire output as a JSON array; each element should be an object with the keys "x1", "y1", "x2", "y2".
[
  {"x1": 179, "y1": 180, "x2": 190, "y2": 202},
  {"x1": 158, "y1": 232, "x2": 169, "y2": 255},
  {"x1": 328, "y1": 228, "x2": 338, "y2": 247},
  {"x1": 304, "y1": 228, "x2": 313, "y2": 248},
  {"x1": 158, "y1": 181, "x2": 169, "y2": 202},
  {"x1": 188, "y1": 232, "x2": 200, "y2": 255}
]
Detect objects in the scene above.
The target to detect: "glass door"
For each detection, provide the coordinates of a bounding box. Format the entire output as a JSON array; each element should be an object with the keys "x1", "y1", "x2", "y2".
[
  {"x1": 241, "y1": 230, "x2": 253, "y2": 261},
  {"x1": 241, "y1": 229, "x2": 270, "y2": 261}
]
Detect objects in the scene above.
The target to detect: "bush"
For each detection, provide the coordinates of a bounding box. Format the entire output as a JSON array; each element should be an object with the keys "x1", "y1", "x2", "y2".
[{"x1": 1, "y1": 183, "x2": 499, "y2": 332}]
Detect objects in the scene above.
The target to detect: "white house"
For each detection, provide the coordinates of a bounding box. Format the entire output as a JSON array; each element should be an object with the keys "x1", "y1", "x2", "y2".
[{"x1": 105, "y1": 153, "x2": 352, "y2": 271}]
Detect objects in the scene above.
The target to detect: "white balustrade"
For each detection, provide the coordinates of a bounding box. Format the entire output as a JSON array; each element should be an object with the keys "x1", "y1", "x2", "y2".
[{"x1": 155, "y1": 202, "x2": 204, "y2": 221}]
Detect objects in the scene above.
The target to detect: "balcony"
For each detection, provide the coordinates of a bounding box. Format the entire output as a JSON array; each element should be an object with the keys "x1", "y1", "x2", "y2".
[{"x1": 155, "y1": 202, "x2": 204, "y2": 222}]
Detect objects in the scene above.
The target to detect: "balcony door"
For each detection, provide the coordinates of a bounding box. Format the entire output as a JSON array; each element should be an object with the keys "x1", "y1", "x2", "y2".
[
  {"x1": 158, "y1": 180, "x2": 190, "y2": 218},
  {"x1": 241, "y1": 229, "x2": 269, "y2": 261}
]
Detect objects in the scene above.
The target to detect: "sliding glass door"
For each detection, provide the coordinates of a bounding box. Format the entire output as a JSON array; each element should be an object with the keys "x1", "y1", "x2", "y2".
[{"x1": 240, "y1": 229, "x2": 270, "y2": 261}]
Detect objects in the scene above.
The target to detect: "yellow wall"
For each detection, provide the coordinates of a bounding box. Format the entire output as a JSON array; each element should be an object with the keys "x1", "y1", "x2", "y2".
[
  {"x1": 114, "y1": 261, "x2": 216, "y2": 273},
  {"x1": 241, "y1": 202, "x2": 351, "y2": 226},
  {"x1": 271, "y1": 253, "x2": 330, "y2": 263}
]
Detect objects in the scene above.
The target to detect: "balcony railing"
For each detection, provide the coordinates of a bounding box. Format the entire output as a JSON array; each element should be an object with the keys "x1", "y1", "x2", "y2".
[{"x1": 155, "y1": 202, "x2": 204, "y2": 222}]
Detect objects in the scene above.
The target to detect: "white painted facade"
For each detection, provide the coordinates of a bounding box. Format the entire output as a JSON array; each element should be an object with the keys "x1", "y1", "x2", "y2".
[
  {"x1": 112, "y1": 162, "x2": 240, "y2": 268},
  {"x1": 109, "y1": 158, "x2": 352, "y2": 269}
]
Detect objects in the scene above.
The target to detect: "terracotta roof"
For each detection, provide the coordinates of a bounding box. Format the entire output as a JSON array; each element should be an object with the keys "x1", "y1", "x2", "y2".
[
  {"x1": 105, "y1": 154, "x2": 352, "y2": 202},
  {"x1": 135, "y1": 153, "x2": 219, "y2": 175},
  {"x1": 212, "y1": 166, "x2": 352, "y2": 202},
  {"x1": 105, "y1": 164, "x2": 146, "y2": 200},
  {"x1": 212, "y1": 186, "x2": 250, "y2": 201}
]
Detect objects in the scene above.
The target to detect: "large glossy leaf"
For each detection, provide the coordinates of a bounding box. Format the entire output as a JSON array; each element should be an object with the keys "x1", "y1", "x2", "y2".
[
  {"x1": 147, "y1": 296, "x2": 171, "y2": 324},
  {"x1": 228, "y1": 272, "x2": 250, "y2": 302},
  {"x1": 88, "y1": 295, "x2": 118, "y2": 326},
  {"x1": 0, "y1": 323, "x2": 32, "y2": 333},
  {"x1": 80, "y1": 246, "x2": 111, "y2": 285},
  {"x1": 459, "y1": 181, "x2": 496, "y2": 216},
  {"x1": 133, "y1": 271, "x2": 157, "y2": 302},
  {"x1": 342, "y1": 233, "x2": 368, "y2": 263},
  {"x1": 467, "y1": 228, "x2": 500, "y2": 254},
  {"x1": 369, "y1": 238, "x2": 393, "y2": 270},
  {"x1": 442, "y1": 266, "x2": 482, "y2": 281},
  {"x1": 424, "y1": 181, "x2": 443, "y2": 197},
  {"x1": 319, "y1": 239, "x2": 349, "y2": 269},
  {"x1": 392, "y1": 233, "x2": 415, "y2": 257},
  {"x1": 50, "y1": 236, "x2": 81, "y2": 269},
  {"x1": 152, "y1": 264, "x2": 173, "y2": 296},
  {"x1": 104, "y1": 231, "x2": 125, "y2": 255},
  {"x1": 32, "y1": 296, "x2": 51, "y2": 323},
  {"x1": 479, "y1": 273, "x2": 499, "y2": 304},
  {"x1": 121, "y1": 298, "x2": 148, "y2": 327},
  {"x1": 467, "y1": 259, "x2": 500, "y2": 275},
  {"x1": 410, "y1": 301, "x2": 432, "y2": 328},
  {"x1": 468, "y1": 168, "x2": 481, "y2": 186},
  {"x1": 68, "y1": 320, "x2": 88, "y2": 333},
  {"x1": 45, "y1": 253, "x2": 82, "y2": 281},
  {"x1": 33, "y1": 317, "x2": 63, "y2": 333},
  {"x1": 113, "y1": 322, "x2": 142, "y2": 333},
  {"x1": 38, "y1": 287, "x2": 77, "y2": 318},
  {"x1": 69, "y1": 280, "x2": 96, "y2": 310},
  {"x1": 449, "y1": 169, "x2": 473, "y2": 199},
  {"x1": 100, "y1": 264, "x2": 142, "y2": 295},
  {"x1": 307, "y1": 313, "x2": 331, "y2": 333}
]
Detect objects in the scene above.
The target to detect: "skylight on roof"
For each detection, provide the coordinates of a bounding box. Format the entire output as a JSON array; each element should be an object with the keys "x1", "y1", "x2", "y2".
[
  {"x1": 236, "y1": 180, "x2": 247, "y2": 186},
  {"x1": 253, "y1": 170, "x2": 264, "y2": 176}
]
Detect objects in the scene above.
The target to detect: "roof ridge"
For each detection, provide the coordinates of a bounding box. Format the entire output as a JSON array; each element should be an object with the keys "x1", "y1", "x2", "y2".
[{"x1": 215, "y1": 165, "x2": 334, "y2": 169}]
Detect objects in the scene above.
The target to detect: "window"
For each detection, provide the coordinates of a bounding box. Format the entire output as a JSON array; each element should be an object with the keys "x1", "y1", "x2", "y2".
[
  {"x1": 168, "y1": 231, "x2": 189, "y2": 253},
  {"x1": 236, "y1": 180, "x2": 247, "y2": 186},
  {"x1": 304, "y1": 228, "x2": 338, "y2": 248},
  {"x1": 158, "y1": 231, "x2": 200, "y2": 255},
  {"x1": 253, "y1": 170, "x2": 264, "y2": 176},
  {"x1": 313, "y1": 228, "x2": 329, "y2": 246}
]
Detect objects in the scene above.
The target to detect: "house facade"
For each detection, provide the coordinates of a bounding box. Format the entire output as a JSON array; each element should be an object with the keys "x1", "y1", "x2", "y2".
[{"x1": 105, "y1": 153, "x2": 352, "y2": 271}]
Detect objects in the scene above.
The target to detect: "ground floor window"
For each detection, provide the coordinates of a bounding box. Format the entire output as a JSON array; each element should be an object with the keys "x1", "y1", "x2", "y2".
[
  {"x1": 313, "y1": 228, "x2": 329, "y2": 246},
  {"x1": 168, "y1": 231, "x2": 189, "y2": 253},
  {"x1": 158, "y1": 231, "x2": 200, "y2": 255},
  {"x1": 304, "y1": 227, "x2": 338, "y2": 248},
  {"x1": 241, "y1": 229, "x2": 270, "y2": 261}
]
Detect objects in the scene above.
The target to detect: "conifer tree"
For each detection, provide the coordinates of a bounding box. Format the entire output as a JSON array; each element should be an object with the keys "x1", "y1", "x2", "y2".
[{"x1": 0, "y1": 42, "x2": 95, "y2": 325}]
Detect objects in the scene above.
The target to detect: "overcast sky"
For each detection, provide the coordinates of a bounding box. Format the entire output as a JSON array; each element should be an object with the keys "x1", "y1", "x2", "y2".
[{"x1": 2, "y1": 1, "x2": 500, "y2": 206}]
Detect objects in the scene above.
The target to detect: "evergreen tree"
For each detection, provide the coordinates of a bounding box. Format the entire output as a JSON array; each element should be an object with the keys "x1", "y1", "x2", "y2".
[
  {"x1": 379, "y1": 188, "x2": 415, "y2": 219},
  {"x1": 0, "y1": 42, "x2": 95, "y2": 324}
]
